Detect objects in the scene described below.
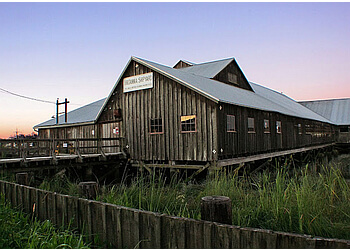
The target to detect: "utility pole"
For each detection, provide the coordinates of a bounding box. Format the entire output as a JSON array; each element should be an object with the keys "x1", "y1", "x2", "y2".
[{"x1": 56, "y1": 98, "x2": 70, "y2": 124}]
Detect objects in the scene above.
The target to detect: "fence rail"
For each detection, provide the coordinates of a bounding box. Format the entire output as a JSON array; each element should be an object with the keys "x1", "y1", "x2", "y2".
[
  {"x1": 0, "y1": 138, "x2": 125, "y2": 159},
  {"x1": 0, "y1": 180, "x2": 349, "y2": 248}
]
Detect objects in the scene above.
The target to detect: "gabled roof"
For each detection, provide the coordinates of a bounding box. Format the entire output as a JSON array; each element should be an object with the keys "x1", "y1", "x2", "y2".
[
  {"x1": 177, "y1": 57, "x2": 234, "y2": 78},
  {"x1": 173, "y1": 60, "x2": 195, "y2": 68},
  {"x1": 299, "y1": 98, "x2": 350, "y2": 126},
  {"x1": 131, "y1": 57, "x2": 331, "y2": 123},
  {"x1": 35, "y1": 56, "x2": 334, "y2": 130},
  {"x1": 34, "y1": 98, "x2": 106, "y2": 129}
]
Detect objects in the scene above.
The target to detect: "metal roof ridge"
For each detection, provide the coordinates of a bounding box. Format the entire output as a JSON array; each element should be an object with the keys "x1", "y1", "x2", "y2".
[
  {"x1": 189, "y1": 57, "x2": 235, "y2": 67},
  {"x1": 299, "y1": 97, "x2": 350, "y2": 103},
  {"x1": 132, "y1": 57, "x2": 220, "y2": 103}
]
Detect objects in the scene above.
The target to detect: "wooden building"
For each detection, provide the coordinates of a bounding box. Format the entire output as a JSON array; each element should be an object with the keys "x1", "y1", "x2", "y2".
[
  {"x1": 300, "y1": 98, "x2": 350, "y2": 144},
  {"x1": 34, "y1": 56, "x2": 337, "y2": 167}
]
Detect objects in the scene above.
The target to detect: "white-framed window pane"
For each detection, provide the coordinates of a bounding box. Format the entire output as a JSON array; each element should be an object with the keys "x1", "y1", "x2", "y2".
[
  {"x1": 248, "y1": 117, "x2": 255, "y2": 132},
  {"x1": 227, "y1": 115, "x2": 236, "y2": 132}
]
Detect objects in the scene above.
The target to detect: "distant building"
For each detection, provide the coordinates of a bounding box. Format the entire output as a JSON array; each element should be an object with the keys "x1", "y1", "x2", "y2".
[
  {"x1": 300, "y1": 98, "x2": 350, "y2": 144},
  {"x1": 34, "y1": 56, "x2": 338, "y2": 166}
]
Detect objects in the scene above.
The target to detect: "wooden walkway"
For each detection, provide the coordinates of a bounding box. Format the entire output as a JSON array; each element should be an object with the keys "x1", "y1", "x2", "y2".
[
  {"x1": 216, "y1": 143, "x2": 335, "y2": 168},
  {"x1": 0, "y1": 138, "x2": 127, "y2": 172}
]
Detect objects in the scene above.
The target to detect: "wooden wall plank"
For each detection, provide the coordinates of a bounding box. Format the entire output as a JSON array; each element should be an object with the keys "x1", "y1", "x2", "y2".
[
  {"x1": 78, "y1": 199, "x2": 92, "y2": 240},
  {"x1": 105, "y1": 204, "x2": 122, "y2": 248},
  {"x1": 160, "y1": 215, "x2": 186, "y2": 249},
  {"x1": 66, "y1": 195, "x2": 79, "y2": 229},
  {"x1": 139, "y1": 211, "x2": 161, "y2": 249},
  {"x1": 37, "y1": 190, "x2": 48, "y2": 221},
  {"x1": 46, "y1": 192, "x2": 57, "y2": 225},
  {"x1": 212, "y1": 223, "x2": 232, "y2": 248},
  {"x1": 121, "y1": 208, "x2": 140, "y2": 248},
  {"x1": 55, "y1": 193, "x2": 67, "y2": 228},
  {"x1": 90, "y1": 201, "x2": 107, "y2": 246},
  {"x1": 185, "y1": 219, "x2": 205, "y2": 248},
  {"x1": 11, "y1": 184, "x2": 18, "y2": 208}
]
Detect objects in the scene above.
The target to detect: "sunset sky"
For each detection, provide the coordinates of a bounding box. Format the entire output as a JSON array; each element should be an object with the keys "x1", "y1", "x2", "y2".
[{"x1": 1, "y1": 2, "x2": 349, "y2": 138}]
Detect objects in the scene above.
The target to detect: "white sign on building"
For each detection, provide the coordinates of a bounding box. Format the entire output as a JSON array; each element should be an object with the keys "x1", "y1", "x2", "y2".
[{"x1": 123, "y1": 72, "x2": 153, "y2": 93}]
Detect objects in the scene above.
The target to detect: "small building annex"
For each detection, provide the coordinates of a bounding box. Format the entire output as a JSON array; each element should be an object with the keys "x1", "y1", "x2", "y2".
[{"x1": 34, "y1": 56, "x2": 337, "y2": 167}]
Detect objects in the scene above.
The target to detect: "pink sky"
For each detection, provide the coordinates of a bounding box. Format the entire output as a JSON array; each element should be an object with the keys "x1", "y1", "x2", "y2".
[{"x1": 1, "y1": 3, "x2": 349, "y2": 139}]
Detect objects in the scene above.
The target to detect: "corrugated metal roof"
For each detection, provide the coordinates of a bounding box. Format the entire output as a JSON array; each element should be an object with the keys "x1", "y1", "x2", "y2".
[
  {"x1": 299, "y1": 98, "x2": 350, "y2": 125},
  {"x1": 176, "y1": 57, "x2": 234, "y2": 78},
  {"x1": 134, "y1": 57, "x2": 331, "y2": 123},
  {"x1": 34, "y1": 98, "x2": 106, "y2": 129},
  {"x1": 35, "y1": 56, "x2": 335, "y2": 130}
]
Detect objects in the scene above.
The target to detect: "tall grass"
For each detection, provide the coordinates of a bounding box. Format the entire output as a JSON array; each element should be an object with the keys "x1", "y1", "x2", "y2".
[
  {"x1": 199, "y1": 164, "x2": 350, "y2": 240},
  {"x1": 99, "y1": 170, "x2": 200, "y2": 218},
  {"x1": 17, "y1": 160, "x2": 350, "y2": 240},
  {"x1": 0, "y1": 195, "x2": 90, "y2": 248}
]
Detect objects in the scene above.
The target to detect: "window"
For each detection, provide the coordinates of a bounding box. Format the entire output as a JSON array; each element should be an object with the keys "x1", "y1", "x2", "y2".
[
  {"x1": 264, "y1": 119, "x2": 270, "y2": 133},
  {"x1": 181, "y1": 115, "x2": 196, "y2": 132},
  {"x1": 276, "y1": 121, "x2": 282, "y2": 134},
  {"x1": 297, "y1": 124, "x2": 302, "y2": 135},
  {"x1": 150, "y1": 118, "x2": 163, "y2": 134},
  {"x1": 228, "y1": 73, "x2": 238, "y2": 84},
  {"x1": 248, "y1": 117, "x2": 255, "y2": 132},
  {"x1": 227, "y1": 115, "x2": 236, "y2": 132}
]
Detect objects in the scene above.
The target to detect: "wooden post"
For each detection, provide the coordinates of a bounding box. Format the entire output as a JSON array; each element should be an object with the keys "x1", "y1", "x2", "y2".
[
  {"x1": 201, "y1": 196, "x2": 232, "y2": 225},
  {"x1": 78, "y1": 181, "x2": 98, "y2": 200},
  {"x1": 16, "y1": 172, "x2": 29, "y2": 186}
]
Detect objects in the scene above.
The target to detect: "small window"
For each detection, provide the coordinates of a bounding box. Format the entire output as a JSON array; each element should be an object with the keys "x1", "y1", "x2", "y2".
[
  {"x1": 297, "y1": 124, "x2": 302, "y2": 135},
  {"x1": 150, "y1": 118, "x2": 163, "y2": 134},
  {"x1": 181, "y1": 115, "x2": 196, "y2": 132},
  {"x1": 227, "y1": 115, "x2": 236, "y2": 132},
  {"x1": 276, "y1": 121, "x2": 282, "y2": 134},
  {"x1": 228, "y1": 73, "x2": 238, "y2": 84},
  {"x1": 248, "y1": 117, "x2": 255, "y2": 132},
  {"x1": 264, "y1": 119, "x2": 270, "y2": 133}
]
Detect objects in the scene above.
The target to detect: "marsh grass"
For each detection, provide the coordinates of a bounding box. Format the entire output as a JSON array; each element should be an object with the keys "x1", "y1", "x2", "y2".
[
  {"x1": 17, "y1": 158, "x2": 350, "y2": 241},
  {"x1": 199, "y1": 164, "x2": 350, "y2": 240},
  {"x1": 0, "y1": 195, "x2": 90, "y2": 248}
]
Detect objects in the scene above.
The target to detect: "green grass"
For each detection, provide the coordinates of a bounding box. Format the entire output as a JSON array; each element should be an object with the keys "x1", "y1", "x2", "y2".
[
  {"x1": 4, "y1": 156, "x2": 350, "y2": 241},
  {"x1": 0, "y1": 195, "x2": 90, "y2": 249},
  {"x1": 96, "y1": 163, "x2": 350, "y2": 240},
  {"x1": 199, "y1": 165, "x2": 350, "y2": 240}
]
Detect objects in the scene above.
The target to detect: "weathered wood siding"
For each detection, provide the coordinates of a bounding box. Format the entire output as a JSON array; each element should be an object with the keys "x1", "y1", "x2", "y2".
[
  {"x1": 217, "y1": 103, "x2": 336, "y2": 160},
  {"x1": 98, "y1": 60, "x2": 218, "y2": 162}
]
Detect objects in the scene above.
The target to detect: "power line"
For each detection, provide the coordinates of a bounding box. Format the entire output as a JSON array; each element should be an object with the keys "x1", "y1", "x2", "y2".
[
  {"x1": 0, "y1": 87, "x2": 56, "y2": 104},
  {"x1": 0, "y1": 86, "x2": 105, "y2": 107}
]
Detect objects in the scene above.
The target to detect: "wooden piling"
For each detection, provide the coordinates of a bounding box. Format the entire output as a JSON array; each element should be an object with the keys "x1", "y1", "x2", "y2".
[
  {"x1": 78, "y1": 181, "x2": 98, "y2": 200},
  {"x1": 201, "y1": 196, "x2": 232, "y2": 225},
  {"x1": 16, "y1": 172, "x2": 29, "y2": 186}
]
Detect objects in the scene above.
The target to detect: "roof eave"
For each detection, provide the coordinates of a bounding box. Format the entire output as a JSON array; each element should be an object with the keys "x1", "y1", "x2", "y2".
[{"x1": 34, "y1": 121, "x2": 95, "y2": 130}]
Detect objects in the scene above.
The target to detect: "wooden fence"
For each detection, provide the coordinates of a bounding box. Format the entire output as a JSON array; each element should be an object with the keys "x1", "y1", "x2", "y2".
[
  {"x1": 0, "y1": 180, "x2": 349, "y2": 249},
  {"x1": 0, "y1": 138, "x2": 124, "y2": 159}
]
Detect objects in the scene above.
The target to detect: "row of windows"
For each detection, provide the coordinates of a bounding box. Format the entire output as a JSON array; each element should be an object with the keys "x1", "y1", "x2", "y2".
[
  {"x1": 150, "y1": 115, "x2": 197, "y2": 134},
  {"x1": 227, "y1": 115, "x2": 282, "y2": 134},
  {"x1": 150, "y1": 115, "x2": 282, "y2": 134},
  {"x1": 150, "y1": 115, "x2": 332, "y2": 135}
]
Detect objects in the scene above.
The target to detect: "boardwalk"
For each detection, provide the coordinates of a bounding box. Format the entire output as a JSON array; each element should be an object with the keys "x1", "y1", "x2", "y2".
[{"x1": 0, "y1": 138, "x2": 126, "y2": 172}]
